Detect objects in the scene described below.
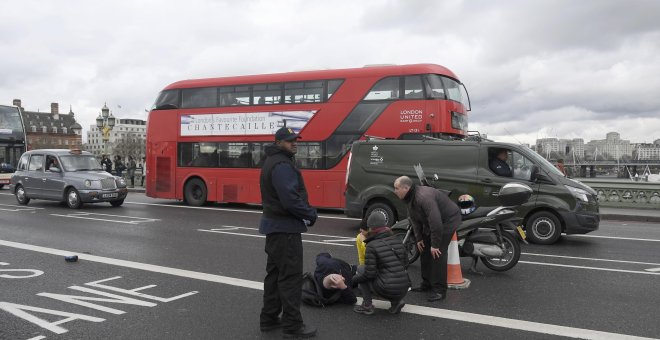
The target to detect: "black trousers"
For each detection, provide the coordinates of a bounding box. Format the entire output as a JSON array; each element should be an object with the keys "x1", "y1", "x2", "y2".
[
  {"x1": 419, "y1": 232, "x2": 453, "y2": 294},
  {"x1": 260, "y1": 233, "x2": 304, "y2": 331}
]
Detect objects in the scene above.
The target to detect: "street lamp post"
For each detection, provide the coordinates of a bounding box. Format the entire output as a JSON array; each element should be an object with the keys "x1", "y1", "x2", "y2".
[{"x1": 96, "y1": 103, "x2": 116, "y2": 156}]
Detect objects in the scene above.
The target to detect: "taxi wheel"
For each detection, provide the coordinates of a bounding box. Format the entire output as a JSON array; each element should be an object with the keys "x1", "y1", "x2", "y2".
[
  {"x1": 66, "y1": 188, "x2": 83, "y2": 209},
  {"x1": 526, "y1": 211, "x2": 562, "y2": 245},
  {"x1": 15, "y1": 185, "x2": 30, "y2": 205},
  {"x1": 110, "y1": 199, "x2": 124, "y2": 207}
]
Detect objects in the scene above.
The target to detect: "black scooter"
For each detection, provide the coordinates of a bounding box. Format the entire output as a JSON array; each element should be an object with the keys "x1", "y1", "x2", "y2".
[{"x1": 392, "y1": 164, "x2": 532, "y2": 273}]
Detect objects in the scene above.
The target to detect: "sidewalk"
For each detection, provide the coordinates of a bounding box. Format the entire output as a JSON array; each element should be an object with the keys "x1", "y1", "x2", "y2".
[
  {"x1": 126, "y1": 185, "x2": 146, "y2": 193},
  {"x1": 599, "y1": 207, "x2": 660, "y2": 223}
]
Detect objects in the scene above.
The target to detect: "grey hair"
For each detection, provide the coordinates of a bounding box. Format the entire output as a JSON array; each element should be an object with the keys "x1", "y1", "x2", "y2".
[{"x1": 395, "y1": 176, "x2": 413, "y2": 188}]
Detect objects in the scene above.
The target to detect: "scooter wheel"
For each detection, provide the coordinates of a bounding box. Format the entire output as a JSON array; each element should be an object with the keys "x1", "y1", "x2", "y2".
[{"x1": 481, "y1": 231, "x2": 520, "y2": 272}]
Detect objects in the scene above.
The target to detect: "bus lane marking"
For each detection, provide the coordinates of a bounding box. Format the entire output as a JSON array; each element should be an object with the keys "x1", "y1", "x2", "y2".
[
  {"x1": 49, "y1": 212, "x2": 159, "y2": 225},
  {"x1": 1, "y1": 275, "x2": 198, "y2": 338},
  {"x1": 0, "y1": 239, "x2": 656, "y2": 340},
  {"x1": 198, "y1": 226, "x2": 352, "y2": 247},
  {"x1": 0, "y1": 262, "x2": 44, "y2": 279}
]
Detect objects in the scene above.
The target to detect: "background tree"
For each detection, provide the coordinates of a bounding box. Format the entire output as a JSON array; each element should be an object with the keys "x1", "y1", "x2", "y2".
[{"x1": 112, "y1": 132, "x2": 146, "y2": 160}]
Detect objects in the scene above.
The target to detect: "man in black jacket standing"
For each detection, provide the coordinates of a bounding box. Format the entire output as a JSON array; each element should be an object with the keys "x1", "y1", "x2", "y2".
[
  {"x1": 259, "y1": 127, "x2": 318, "y2": 338},
  {"x1": 394, "y1": 176, "x2": 461, "y2": 302}
]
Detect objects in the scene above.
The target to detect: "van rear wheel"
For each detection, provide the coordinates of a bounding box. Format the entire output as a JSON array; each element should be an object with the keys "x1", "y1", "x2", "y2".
[
  {"x1": 526, "y1": 211, "x2": 562, "y2": 245},
  {"x1": 364, "y1": 202, "x2": 395, "y2": 227}
]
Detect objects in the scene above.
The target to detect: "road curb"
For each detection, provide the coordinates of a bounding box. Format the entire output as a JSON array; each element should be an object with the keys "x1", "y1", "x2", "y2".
[{"x1": 601, "y1": 214, "x2": 660, "y2": 223}]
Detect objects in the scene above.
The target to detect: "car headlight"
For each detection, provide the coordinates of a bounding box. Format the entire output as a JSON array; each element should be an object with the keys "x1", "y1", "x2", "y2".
[
  {"x1": 566, "y1": 185, "x2": 589, "y2": 203},
  {"x1": 117, "y1": 177, "x2": 126, "y2": 186},
  {"x1": 84, "y1": 180, "x2": 101, "y2": 189}
]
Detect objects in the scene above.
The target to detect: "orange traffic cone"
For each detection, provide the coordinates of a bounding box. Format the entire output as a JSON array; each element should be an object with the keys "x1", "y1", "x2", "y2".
[{"x1": 447, "y1": 232, "x2": 471, "y2": 289}]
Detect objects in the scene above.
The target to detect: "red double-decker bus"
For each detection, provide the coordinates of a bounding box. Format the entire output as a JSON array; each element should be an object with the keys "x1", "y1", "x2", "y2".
[{"x1": 145, "y1": 64, "x2": 470, "y2": 208}]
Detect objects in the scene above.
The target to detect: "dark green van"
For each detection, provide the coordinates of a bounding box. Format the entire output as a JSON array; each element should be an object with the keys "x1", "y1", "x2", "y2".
[{"x1": 344, "y1": 139, "x2": 600, "y2": 244}]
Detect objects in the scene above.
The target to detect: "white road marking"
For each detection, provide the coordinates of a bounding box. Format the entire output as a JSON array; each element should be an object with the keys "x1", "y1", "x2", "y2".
[
  {"x1": 645, "y1": 268, "x2": 660, "y2": 272},
  {"x1": 0, "y1": 238, "x2": 654, "y2": 340},
  {"x1": 0, "y1": 203, "x2": 42, "y2": 212},
  {"x1": 64, "y1": 212, "x2": 158, "y2": 220},
  {"x1": 570, "y1": 234, "x2": 660, "y2": 242},
  {"x1": 123, "y1": 201, "x2": 361, "y2": 221},
  {"x1": 321, "y1": 238, "x2": 355, "y2": 243},
  {"x1": 197, "y1": 228, "x2": 352, "y2": 247},
  {"x1": 523, "y1": 252, "x2": 660, "y2": 266},
  {"x1": 50, "y1": 212, "x2": 159, "y2": 225},
  {"x1": 520, "y1": 261, "x2": 660, "y2": 276}
]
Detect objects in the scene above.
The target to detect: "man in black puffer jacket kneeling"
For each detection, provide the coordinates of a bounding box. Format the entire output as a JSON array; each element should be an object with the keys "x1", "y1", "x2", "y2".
[{"x1": 352, "y1": 211, "x2": 411, "y2": 315}]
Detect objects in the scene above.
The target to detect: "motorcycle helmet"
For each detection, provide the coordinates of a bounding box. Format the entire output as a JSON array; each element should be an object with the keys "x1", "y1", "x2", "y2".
[{"x1": 458, "y1": 194, "x2": 476, "y2": 215}]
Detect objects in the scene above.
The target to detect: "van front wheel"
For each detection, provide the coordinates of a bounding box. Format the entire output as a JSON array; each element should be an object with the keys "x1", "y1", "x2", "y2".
[
  {"x1": 364, "y1": 202, "x2": 395, "y2": 227},
  {"x1": 526, "y1": 211, "x2": 562, "y2": 245}
]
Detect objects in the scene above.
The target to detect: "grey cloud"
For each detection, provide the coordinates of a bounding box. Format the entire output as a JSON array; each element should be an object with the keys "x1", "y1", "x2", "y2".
[{"x1": 1, "y1": 0, "x2": 659, "y2": 147}]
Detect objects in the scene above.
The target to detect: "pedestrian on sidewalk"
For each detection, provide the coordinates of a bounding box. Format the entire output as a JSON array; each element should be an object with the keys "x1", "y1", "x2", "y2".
[
  {"x1": 114, "y1": 155, "x2": 125, "y2": 177},
  {"x1": 259, "y1": 127, "x2": 318, "y2": 338},
  {"x1": 101, "y1": 155, "x2": 112, "y2": 174},
  {"x1": 141, "y1": 157, "x2": 147, "y2": 187},
  {"x1": 127, "y1": 156, "x2": 137, "y2": 188}
]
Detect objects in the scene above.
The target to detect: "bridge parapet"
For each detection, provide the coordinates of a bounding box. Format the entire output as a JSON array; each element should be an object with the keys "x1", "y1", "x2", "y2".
[{"x1": 578, "y1": 179, "x2": 660, "y2": 208}]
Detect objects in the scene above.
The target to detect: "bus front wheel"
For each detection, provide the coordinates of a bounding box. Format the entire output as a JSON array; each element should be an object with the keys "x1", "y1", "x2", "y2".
[{"x1": 184, "y1": 178, "x2": 207, "y2": 206}]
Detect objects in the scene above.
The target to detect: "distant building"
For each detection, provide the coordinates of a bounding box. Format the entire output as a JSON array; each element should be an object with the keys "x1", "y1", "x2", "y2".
[
  {"x1": 15, "y1": 99, "x2": 83, "y2": 150},
  {"x1": 566, "y1": 138, "x2": 585, "y2": 159},
  {"x1": 85, "y1": 104, "x2": 146, "y2": 159},
  {"x1": 585, "y1": 132, "x2": 633, "y2": 160},
  {"x1": 633, "y1": 139, "x2": 660, "y2": 160},
  {"x1": 535, "y1": 138, "x2": 584, "y2": 159},
  {"x1": 536, "y1": 138, "x2": 560, "y2": 158}
]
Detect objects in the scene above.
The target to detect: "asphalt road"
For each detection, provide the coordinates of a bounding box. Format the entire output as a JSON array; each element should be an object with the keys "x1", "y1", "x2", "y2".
[{"x1": 0, "y1": 190, "x2": 659, "y2": 340}]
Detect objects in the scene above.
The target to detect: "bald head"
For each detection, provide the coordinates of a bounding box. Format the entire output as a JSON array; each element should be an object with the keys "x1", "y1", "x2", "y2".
[{"x1": 394, "y1": 176, "x2": 413, "y2": 200}]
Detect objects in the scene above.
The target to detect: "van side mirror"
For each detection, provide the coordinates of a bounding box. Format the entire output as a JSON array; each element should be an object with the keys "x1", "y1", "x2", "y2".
[{"x1": 530, "y1": 165, "x2": 539, "y2": 182}]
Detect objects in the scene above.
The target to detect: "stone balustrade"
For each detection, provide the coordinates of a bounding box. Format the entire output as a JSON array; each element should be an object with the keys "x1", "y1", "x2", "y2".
[{"x1": 578, "y1": 178, "x2": 660, "y2": 208}]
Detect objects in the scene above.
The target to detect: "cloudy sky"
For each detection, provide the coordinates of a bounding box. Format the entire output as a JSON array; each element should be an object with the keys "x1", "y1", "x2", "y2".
[{"x1": 2, "y1": 0, "x2": 659, "y2": 145}]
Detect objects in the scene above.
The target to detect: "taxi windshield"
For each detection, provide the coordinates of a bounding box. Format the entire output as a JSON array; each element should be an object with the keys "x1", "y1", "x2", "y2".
[{"x1": 59, "y1": 155, "x2": 104, "y2": 171}]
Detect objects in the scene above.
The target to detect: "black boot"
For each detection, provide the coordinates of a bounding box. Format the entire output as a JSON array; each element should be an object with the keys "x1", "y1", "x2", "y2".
[
  {"x1": 282, "y1": 324, "x2": 317, "y2": 338},
  {"x1": 427, "y1": 292, "x2": 446, "y2": 302}
]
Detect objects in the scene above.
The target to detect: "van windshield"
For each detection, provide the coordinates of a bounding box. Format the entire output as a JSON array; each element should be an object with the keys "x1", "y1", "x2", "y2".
[{"x1": 524, "y1": 149, "x2": 565, "y2": 176}]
